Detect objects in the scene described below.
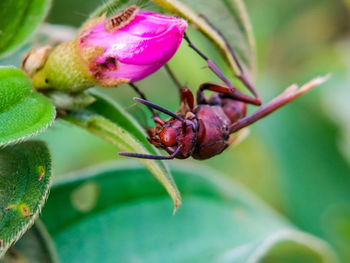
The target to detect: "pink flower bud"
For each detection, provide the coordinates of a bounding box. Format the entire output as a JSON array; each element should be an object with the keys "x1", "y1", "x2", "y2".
[
  {"x1": 79, "y1": 7, "x2": 187, "y2": 86},
  {"x1": 24, "y1": 7, "x2": 187, "y2": 93}
]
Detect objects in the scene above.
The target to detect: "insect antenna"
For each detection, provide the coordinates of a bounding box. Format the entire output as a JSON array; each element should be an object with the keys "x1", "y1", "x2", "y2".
[
  {"x1": 119, "y1": 146, "x2": 181, "y2": 160},
  {"x1": 134, "y1": 98, "x2": 184, "y2": 121},
  {"x1": 129, "y1": 83, "x2": 157, "y2": 116},
  {"x1": 124, "y1": 103, "x2": 150, "y2": 129}
]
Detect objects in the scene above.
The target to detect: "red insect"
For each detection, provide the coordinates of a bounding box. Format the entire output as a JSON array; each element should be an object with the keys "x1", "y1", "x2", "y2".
[{"x1": 120, "y1": 33, "x2": 325, "y2": 160}]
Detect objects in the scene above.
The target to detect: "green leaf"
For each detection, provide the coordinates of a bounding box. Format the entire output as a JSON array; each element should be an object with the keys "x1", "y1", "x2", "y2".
[
  {"x1": 152, "y1": 0, "x2": 256, "y2": 77},
  {"x1": 1, "y1": 220, "x2": 58, "y2": 263},
  {"x1": 91, "y1": 0, "x2": 256, "y2": 77},
  {"x1": 259, "y1": 92, "x2": 350, "y2": 263},
  {"x1": 0, "y1": 67, "x2": 56, "y2": 147},
  {"x1": 0, "y1": 0, "x2": 51, "y2": 58},
  {"x1": 62, "y1": 91, "x2": 181, "y2": 211},
  {"x1": 0, "y1": 141, "x2": 52, "y2": 258},
  {"x1": 41, "y1": 162, "x2": 337, "y2": 263}
]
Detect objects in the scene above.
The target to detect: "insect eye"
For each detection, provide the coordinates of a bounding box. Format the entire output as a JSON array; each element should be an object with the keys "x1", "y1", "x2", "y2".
[{"x1": 159, "y1": 128, "x2": 177, "y2": 147}]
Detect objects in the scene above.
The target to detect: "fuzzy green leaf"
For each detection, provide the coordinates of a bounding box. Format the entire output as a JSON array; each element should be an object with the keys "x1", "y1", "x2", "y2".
[
  {"x1": 0, "y1": 0, "x2": 51, "y2": 58},
  {"x1": 41, "y1": 162, "x2": 337, "y2": 263},
  {"x1": 1, "y1": 220, "x2": 58, "y2": 263},
  {"x1": 62, "y1": 91, "x2": 181, "y2": 211},
  {"x1": 0, "y1": 141, "x2": 52, "y2": 258},
  {"x1": 0, "y1": 67, "x2": 56, "y2": 147}
]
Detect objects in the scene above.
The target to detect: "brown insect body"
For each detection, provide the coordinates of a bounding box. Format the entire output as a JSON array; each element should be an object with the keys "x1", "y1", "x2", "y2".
[
  {"x1": 142, "y1": 90, "x2": 248, "y2": 160},
  {"x1": 192, "y1": 103, "x2": 233, "y2": 160},
  {"x1": 119, "y1": 32, "x2": 326, "y2": 161},
  {"x1": 147, "y1": 118, "x2": 196, "y2": 159}
]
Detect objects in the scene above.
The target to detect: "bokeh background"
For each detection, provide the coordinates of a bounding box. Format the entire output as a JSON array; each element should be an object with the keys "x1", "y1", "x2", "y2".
[{"x1": 28, "y1": 0, "x2": 350, "y2": 261}]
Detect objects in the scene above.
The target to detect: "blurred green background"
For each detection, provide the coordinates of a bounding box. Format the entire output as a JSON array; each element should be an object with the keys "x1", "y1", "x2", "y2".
[{"x1": 30, "y1": 0, "x2": 350, "y2": 261}]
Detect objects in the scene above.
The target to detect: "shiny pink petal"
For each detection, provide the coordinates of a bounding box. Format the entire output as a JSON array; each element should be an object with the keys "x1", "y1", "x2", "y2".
[{"x1": 80, "y1": 11, "x2": 187, "y2": 83}]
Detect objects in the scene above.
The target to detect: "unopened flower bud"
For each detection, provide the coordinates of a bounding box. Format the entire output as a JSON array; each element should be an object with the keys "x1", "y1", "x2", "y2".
[{"x1": 24, "y1": 6, "x2": 187, "y2": 92}]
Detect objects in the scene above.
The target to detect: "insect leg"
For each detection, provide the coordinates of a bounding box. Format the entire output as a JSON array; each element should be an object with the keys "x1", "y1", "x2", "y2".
[
  {"x1": 180, "y1": 88, "x2": 194, "y2": 112},
  {"x1": 197, "y1": 14, "x2": 261, "y2": 101},
  {"x1": 164, "y1": 64, "x2": 194, "y2": 113},
  {"x1": 164, "y1": 64, "x2": 183, "y2": 94},
  {"x1": 229, "y1": 76, "x2": 329, "y2": 134},
  {"x1": 198, "y1": 82, "x2": 261, "y2": 105},
  {"x1": 183, "y1": 32, "x2": 261, "y2": 105},
  {"x1": 183, "y1": 32, "x2": 234, "y2": 90},
  {"x1": 129, "y1": 83, "x2": 151, "y2": 107}
]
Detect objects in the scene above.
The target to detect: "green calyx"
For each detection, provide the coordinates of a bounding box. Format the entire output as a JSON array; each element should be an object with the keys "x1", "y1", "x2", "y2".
[
  {"x1": 22, "y1": 15, "x2": 112, "y2": 94},
  {"x1": 19, "y1": 15, "x2": 115, "y2": 110},
  {"x1": 27, "y1": 40, "x2": 96, "y2": 93}
]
